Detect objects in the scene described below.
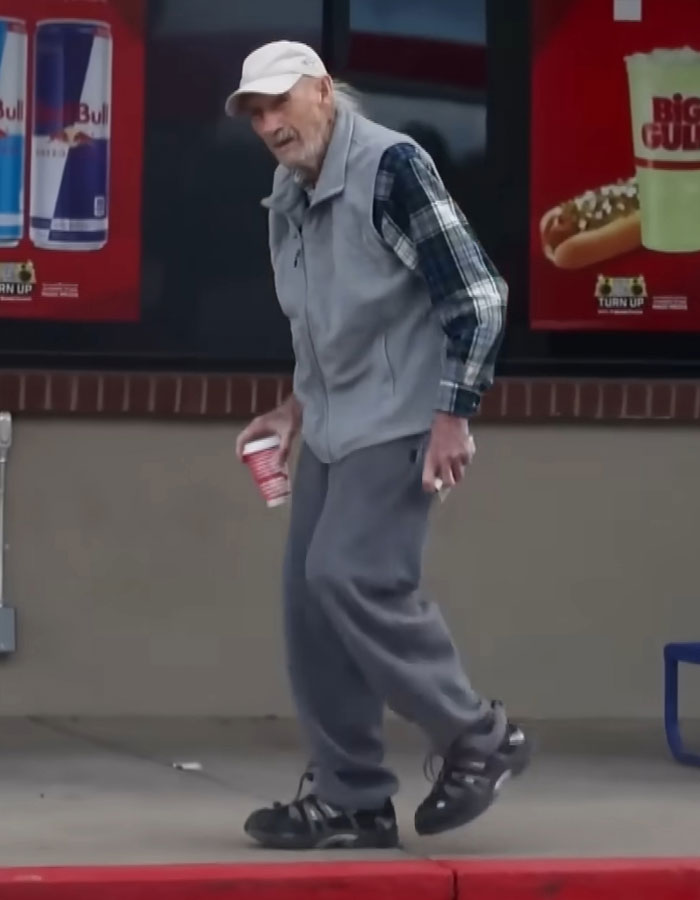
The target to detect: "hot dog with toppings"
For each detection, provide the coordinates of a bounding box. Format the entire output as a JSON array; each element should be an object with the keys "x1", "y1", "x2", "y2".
[{"x1": 540, "y1": 177, "x2": 642, "y2": 269}]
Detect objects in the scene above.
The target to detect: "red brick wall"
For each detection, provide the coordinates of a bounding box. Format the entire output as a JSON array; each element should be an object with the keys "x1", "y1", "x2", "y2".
[{"x1": 0, "y1": 371, "x2": 698, "y2": 422}]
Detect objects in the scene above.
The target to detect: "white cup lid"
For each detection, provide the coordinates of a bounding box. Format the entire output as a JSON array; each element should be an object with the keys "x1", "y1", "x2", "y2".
[{"x1": 242, "y1": 435, "x2": 281, "y2": 456}]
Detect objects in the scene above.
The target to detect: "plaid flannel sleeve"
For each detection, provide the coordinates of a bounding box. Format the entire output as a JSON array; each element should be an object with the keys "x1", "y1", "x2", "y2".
[{"x1": 373, "y1": 142, "x2": 507, "y2": 417}]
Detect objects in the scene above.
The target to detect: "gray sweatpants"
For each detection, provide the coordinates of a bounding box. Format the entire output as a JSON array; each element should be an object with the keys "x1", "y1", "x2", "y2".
[{"x1": 282, "y1": 435, "x2": 504, "y2": 809}]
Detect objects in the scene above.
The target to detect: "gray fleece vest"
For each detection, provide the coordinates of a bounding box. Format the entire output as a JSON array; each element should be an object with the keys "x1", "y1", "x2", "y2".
[{"x1": 262, "y1": 106, "x2": 443, "y2": 463}]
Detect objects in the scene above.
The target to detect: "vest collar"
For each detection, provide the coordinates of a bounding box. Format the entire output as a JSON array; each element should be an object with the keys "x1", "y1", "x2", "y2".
[{"x1": 261, "y1": 106, "x2": 354, "y2": 214}]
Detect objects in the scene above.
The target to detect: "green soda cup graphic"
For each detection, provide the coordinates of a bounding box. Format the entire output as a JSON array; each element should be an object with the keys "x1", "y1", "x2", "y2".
[{"x1": 625, "y1": 47, "x2": 700, "y2": 252}]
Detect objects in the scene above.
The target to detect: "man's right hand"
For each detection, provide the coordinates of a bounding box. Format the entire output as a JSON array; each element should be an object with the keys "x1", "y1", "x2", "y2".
[{"x1": 235, "y1": 394, "x2": 302, "y2": 468}]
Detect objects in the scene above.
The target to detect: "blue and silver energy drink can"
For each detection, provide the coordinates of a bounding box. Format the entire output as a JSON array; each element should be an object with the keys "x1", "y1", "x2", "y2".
[
  {"x1": 30, "y1": 20, "x2": 112, "y2": 251},
  {"x1": 0, "y1": 18, "x2": 27, "y2": 248}
]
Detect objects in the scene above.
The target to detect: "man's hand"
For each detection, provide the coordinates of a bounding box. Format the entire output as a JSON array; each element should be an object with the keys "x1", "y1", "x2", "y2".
[
  {"x1": 422, "y1": 412, "x2": 476, "y2": 494},
  {"x1": 235, "y1": 394, "x2": 302, "y2": 468}
]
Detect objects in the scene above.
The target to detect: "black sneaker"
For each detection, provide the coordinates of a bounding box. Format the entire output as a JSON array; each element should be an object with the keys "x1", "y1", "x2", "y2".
[
  {"x1": 414, "y1": 721, "x2": 531, "y2": 836},
  {"x1": 244, "y1": 772, "x2": 400, "y2": 850}
]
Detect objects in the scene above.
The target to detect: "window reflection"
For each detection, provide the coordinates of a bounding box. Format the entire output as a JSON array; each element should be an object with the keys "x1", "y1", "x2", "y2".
[
  {"x1": 142, "y1": 0, "x2": 324, "y2": 360},
  {"x1": 343, "y1": 0, "x2": 489, "y2": 239}
]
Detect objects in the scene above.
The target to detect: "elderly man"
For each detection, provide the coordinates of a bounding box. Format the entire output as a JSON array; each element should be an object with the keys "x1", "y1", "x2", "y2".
[{"x1": 230, "y1": 40, "x2": 529, "y2": 850}]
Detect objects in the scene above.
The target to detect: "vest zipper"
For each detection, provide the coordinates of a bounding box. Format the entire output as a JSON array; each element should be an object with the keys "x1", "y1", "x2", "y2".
[{"x1": 298, "y1": 224, "x2": 332, "y2": 461}]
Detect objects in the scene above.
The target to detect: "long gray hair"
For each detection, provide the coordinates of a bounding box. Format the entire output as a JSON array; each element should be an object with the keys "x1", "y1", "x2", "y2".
[{"x1": 332, "y1": 78, "x2": 363, "y2": 115}]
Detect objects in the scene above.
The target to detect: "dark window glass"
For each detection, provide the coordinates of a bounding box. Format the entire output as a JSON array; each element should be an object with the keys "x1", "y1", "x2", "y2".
[
  {"x1": 140, "y1": 0, "x2": 323, "y2": 365},
  {"x1": 343, "y1": 0, "x2": 492, "y2": 247}
]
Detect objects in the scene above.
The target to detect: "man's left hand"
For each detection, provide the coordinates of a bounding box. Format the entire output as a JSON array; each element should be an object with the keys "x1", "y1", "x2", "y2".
[{"x1": 422, "y1": 412, "x2": 476, "y2": 494}]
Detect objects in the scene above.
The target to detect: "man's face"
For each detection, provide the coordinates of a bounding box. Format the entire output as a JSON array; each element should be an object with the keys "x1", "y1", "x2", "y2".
[{"x1": 241, "y1": 76, "x2": 333, "y2": 173}]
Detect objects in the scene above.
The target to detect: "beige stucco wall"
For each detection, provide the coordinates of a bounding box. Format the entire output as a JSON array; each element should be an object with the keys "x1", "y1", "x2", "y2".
[{"x1": 1, "y1": 419, "x2": 696, "y2": 720}]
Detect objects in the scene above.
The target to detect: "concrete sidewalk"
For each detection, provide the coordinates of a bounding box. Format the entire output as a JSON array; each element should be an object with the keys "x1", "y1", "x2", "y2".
[{"x1": 0, "y1": 717, "x2": 698, "y2": 867}]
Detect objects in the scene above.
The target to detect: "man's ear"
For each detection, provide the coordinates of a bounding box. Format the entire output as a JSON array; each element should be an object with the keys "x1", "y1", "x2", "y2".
[{"x1": 319, "y1": 74, "x2": 334, "y2": 104}]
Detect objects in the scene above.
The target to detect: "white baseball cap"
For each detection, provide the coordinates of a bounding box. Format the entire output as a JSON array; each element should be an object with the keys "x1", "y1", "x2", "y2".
[{"x1": 225, "y1": 40, "x2": 328, "y2": 116}]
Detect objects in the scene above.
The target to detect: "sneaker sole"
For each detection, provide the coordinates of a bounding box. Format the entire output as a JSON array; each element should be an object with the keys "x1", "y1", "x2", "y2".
[
  {"x1": 244, "y1": 825, "x2": 401, "y2": 851},
  {"x1": 415, "y1": 739, "x2": 532, "y2": 837}
]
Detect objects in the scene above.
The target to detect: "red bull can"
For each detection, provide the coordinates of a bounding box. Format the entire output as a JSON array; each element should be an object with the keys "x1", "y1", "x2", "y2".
[
  {"x1": 0, "y1": 18, "x2": 27, "y2": 248},
  {"x1": 30, "y1": 20, "x2": 112, "y2": 251}
]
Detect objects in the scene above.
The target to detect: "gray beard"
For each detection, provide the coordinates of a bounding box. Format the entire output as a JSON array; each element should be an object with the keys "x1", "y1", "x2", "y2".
[{"x1": 286, "y1": 112, "x2": 336, "y2": 185}]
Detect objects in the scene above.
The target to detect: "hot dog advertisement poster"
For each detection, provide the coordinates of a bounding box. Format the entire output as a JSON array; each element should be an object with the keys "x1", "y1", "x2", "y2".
[{"x1": 530, "y1": 0, "x2": 700, "y2": 331}]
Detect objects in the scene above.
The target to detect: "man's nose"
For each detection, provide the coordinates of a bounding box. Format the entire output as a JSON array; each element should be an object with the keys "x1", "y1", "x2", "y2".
[{"x1": 259, "y1": 110, "x2": 284, "y2": 138}]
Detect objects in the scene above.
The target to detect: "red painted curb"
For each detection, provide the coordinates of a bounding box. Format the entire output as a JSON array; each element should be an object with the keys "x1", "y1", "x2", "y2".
[
  {"x1": 450, "y1": 858, "x2": 700, "y2": 900},
  {"x1": 0, "y1": 861, "x2": 453, "y2": 900},
  {"x1": 1, "y1": 858, "x2": 699, "y2": 900}
]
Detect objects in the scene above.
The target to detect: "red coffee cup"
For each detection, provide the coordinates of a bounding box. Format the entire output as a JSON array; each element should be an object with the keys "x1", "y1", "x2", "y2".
[{"x1": 241, "y1": 435, "x2": 291, "y2": 508}]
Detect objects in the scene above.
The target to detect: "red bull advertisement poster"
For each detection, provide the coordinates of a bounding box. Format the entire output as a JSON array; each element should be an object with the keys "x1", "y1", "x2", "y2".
[
  {"x1": 530, "y1": 0, "x2": 700, "y2": 331},
  {"x1": 0, "y1": 0, "x2": 144, "y2": 320}
]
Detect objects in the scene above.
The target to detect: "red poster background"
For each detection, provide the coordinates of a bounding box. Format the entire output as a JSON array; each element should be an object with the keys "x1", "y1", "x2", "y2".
[
  {"x1": 0, "y1": 0, "x2": 144, "y2": 321},
  {"x1": 529, "y1": 0, "x2": 700, "y2": 331}
]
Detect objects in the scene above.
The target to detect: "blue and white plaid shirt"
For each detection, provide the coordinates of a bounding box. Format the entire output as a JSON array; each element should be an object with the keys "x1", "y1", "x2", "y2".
[{"x1": 372, "y1": 142, "x2": 507, "y2": 418}]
